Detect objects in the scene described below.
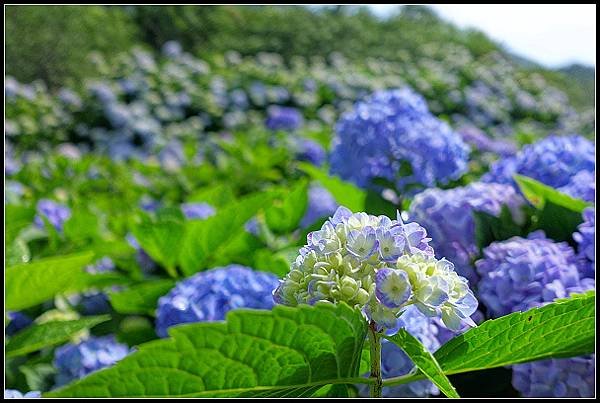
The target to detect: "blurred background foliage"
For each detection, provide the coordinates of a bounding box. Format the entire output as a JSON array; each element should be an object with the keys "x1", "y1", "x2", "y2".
[{"x1": 5, "y1": 5, "x2": 594, "y2": 110}]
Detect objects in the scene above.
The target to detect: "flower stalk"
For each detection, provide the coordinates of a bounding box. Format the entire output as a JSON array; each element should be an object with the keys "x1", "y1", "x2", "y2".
[{"x1": 368, "y1": 320, "x2": 383, "y2": 398}]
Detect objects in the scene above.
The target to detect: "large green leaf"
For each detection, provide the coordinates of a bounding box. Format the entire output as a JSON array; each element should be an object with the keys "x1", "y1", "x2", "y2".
[
  {"x1": 108, "y1": 279, "x2": 176, "y2": 316},
  {"x1": 384, "y1": 330, "x2": 459, "y2": 398},
  {"x1": 178, "y1": 192, "x2": 275, "y2": 275},
  {"x1": 5, "y1": 204, "x2": 36, "y2": 244},
  {"x1": 6, "y1": 316, "x2": 110, "y2": 358},
  {"x1": 298, "y1": 163, "x2": 366, "y2": 212},
  {"x1": 265, "y1": 180, "x2": 309, "y2": 233},
  {"x1": 131, "y1": 219, "x2": 185, "y2": 277},
  {"x1": 186, "y1": 183, "x2": 235, "y2": 207},
  {"x1": 534, "y1": 201, "x2": 584, "y2": 243},
  {"x1": 514, "y1": 174, "x2": 591, "y2": 212},
  {"x1": 474, "y1": 205, "x2": 527, "y2": 252},
  {"x1": 5, "y1": 252, "x2": 129, "y2": 311},
  {"x1": 46, "y1": 303, "x2": 368, "y2": 398},
  {"x1": 383, "y1": 292, "x2": 595, "y2": 388}
]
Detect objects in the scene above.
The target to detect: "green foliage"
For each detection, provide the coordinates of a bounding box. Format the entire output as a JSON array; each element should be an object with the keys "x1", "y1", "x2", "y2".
[
  {"x1": 265, "y1": 180, "x2": 309, "y2": 234},
  {"x1": 108, "y1": 280, "x2": 176, "y2": 316},
  {"x1": 298, "y1": 163, "x2": 366, "y2": 212},
  {"x1": 46, "y1": 302, "x2": 367, "y2": 397},
  {"x1": 131, "y1": 219, "x2": 185, "y2": 277},
  {"x1": 384, "y1": 330, "x2": 459, "y2": 398},
  {"x1": 5, "y1": 252, "x2": 129, "y2": 311},
  {"x1": 514, "y1": 174, "x2": 591, "y2": 213},
  {"x1": 5, "y1": 5, "x2": 139, "y2": 88},
  {"x1": 6, "y1": 316, "x2": 110, "y2": 358},
  {"x1": 474, "y1": 205, "x2": 529, "y2": 252}
]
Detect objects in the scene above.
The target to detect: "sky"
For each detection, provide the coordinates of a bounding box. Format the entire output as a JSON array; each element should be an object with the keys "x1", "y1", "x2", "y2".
[{"x1": 367, "y1": 4, "x2": 596, "y2": 68}]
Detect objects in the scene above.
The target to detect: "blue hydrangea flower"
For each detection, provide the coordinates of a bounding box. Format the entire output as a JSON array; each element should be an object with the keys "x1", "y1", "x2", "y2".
[
  {"x1": 457, "y1": 124, "x2": 517, "y2": 157},
  {"x1": 558, "y1": 170, "x2": 595, "y2": 202},
  {"x1": 358, "y1": 306, "x2": 441, "y2": 397},
  {"x1": 409, "y1": 182, "x2": 526, "y2": 285},
  {"x1": 180, "y1": 202, "x2": 216, "y2": 220},
  {"x1": 299, "y1": 184, "x2": 338, "y2": 229},
  {"x1": 162, "y1": 40, "x2": 183, "y2": 58},
  {"x1": 6, "y1": 311, "x2": 33, "y2": 336},
  {"x1": 34, "y1": 199, "x2": 71, "y2": 233},
  {"x1": 329, "y1": 88, "x2": 470, "y2": 193},
  {"x1": 512, "y1": 355, "x2": 595, "y2": 397},
  {"x1": 53, "y1": 336, "x2": 131, "y2": 387},
  {"x1": 4, "y1": 390, "x2": 41, "y2": 398},
  {"x1": 294, "y1": 138, "x2": 326, "y2": 166},
  {"x1": 155, "y1": 265, "x2": 280, "y2": 337},
  {"x1": 85, "y1": 256, "x2": 115, "y2": 274},
  {"x1": 265, "y1": 105, "x2": 304, "y2": 131},
  {"x1": 482, "y1": 135, "x2": 595, "y2": 196},
  {"x1": 475, "y1": 231, "x2": 595, "y2": 318},
  {"x1": 573, "y1": 208, "x2": 595, "y2": 280}
]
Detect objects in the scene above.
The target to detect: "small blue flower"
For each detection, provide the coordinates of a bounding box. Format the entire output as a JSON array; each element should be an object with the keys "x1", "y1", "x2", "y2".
[
  {"x1": 5, "y1": 311, "x2": 33, "y2": 336},
  {"x1": 346, "y1": 227, "x2": 379, "y2": 260},
  {"x1": 376, "y1": 228, "x2": 405, "y2": 262},
  {"x1": 155, "y1": 265, "x2": 280, "y2": 338},
  {"x1": 180, "y1": 202, "x2": 216, "y2": 220},
  {"x1": 53, "y1": 336, "x2": 131, "y2": 387},
  {"x1": 376, "y1": 268, "x2": 412, "y2": 308},
  {"x1": 4, "y1": 390, "x2": 41, "y2": 398},
  {"x1": 34, "y1": 199, "x2": 71, "y2": 233},
  {"x1": 265, "y1": 105, "x2": 304, "y2": 131},
  {"x1": 299, "y1": 184, "x2": 338, "y2": 229},
  {"x1": 294, "y1": 138, "x2": 326, "y2": 166}
]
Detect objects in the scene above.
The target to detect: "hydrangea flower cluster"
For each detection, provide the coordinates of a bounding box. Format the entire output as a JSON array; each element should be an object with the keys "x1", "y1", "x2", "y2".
[
  {"x1": 4, "y1": 390, "x2": 41, "y2": 398},
  {"x1": 293, "y1": 138, "x2": 326, "y2": 166},
  {"x1": 299, "y1": 184, "x2": 338, "y2": 229},
  {"x1": 573, "y1": 208, "x2": 595, "y2": 280},
  {"x1": 156, "y1": 265, "x2": 280, "y2": 337},
  {"x1": 273, "y1": 206, "x2": 478, "y2": 331},
  {"x1": 475, "y1": 231, "x2": 595, "y2": 318},
  {"x1": 264, "y1": 105, "x2": 304, "y2": 131},
  {"x1": 558, "y1": 170, "x2": 596, "y2": 203},
  {"x1": 409, "y1": 182, "x2": 526, "y2": 284},
  {"x1": 180, "y1": 202, "x2": 216, "y2": 220},
  {"x1": 6, "y1": 311, "x2": 33, "y2": 336},
  {"x1": 34, "y1": 199, "x2": 71, "y2": 233},
  {"x1": 329, "y1": 88, "x2": 470, "y2": 192},
  {"x1": 512, "y1": 355, "x2": 595, "y2": 397},
  {"x1": 482, "y1": 135, "x2": 595, "y2": 202},
  {"x1": 358, "y1": 306, "x2": 442, "y2": 397},
  {"x1": 53, "y1": 336, "x2": 131, "y2": 387}
]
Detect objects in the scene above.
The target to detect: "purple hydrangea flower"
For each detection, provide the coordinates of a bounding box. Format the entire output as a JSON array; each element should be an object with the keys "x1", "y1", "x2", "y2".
[
  {"x1": 294, "y1": 138, "x2": 326, "y2": 166},
  {"x1": 482, "y1": 135, "x2": 595, "y2": 198},
  {"x1": 330, "y1": 88, "x2": 470, "y2": 193},
  {"x1": 475, "y1": 231, "x2": 594, "y2": 318},
  {"x1": 6, "y1": 311, "x2": 33, "y2": 336},
  {"x1": 53, "y1": 336, "x2": 131, "y2": 387},
  {"x1": 558, "y1": 170, "x2": 595, "y2": 202},
  {"x1": 458, "y1": 124, "x2": 517, "y2": 157},
  {"x1": 34, "y1": 199, "x2": 71, "y2": 233},
  {"x1": 573, "y1": 208, "x2": 595, "y2": 280},
  {"x1": 180, "y1": 202, "x2": 216, "y2": 220},
  {"x1": 155, "y1": 265, "x2": 280, "y2": 337},
  {"x1": 299, "y1": 185, "x2": 338, "y2": 229},
  {"x1": 265, "y1": 105, "x2": 304, "y2": 131},
  {"x1": 162, "y1": 40, "x2": 183, "y2": 58},
  {"x1": 512, "y1": 355, "x2": 595, "y2": 397},
  {"x1": 358, "y1": 306, "x2": 442, "y2": 397},
  {"x1": 4, "y1": 390, "x2": 41, "y2": 398},
  {"x1": 409, "y1": 182, "x2": 526, "y2": 285}
]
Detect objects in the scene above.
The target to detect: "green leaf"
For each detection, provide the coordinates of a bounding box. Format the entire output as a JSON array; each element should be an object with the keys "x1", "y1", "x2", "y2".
[
  {"x1": 384, "y1": 330, "x2": 459, "y2": 398},
  {"x1": 265, "y1": 180, "x2": 309, "y2": 233},
  {"x1": 252, "y1": 249, "x2": 291, "y2": 277},
  {"x1": 474, "y1": 205, "x2": 526, "y2": 252},
  {"x1": 63, "y1": 209, "x2": 100, "y2": 242},
  {"x1": 178, "y1": 192, "x2": 275, "y2": 275},
  {"x1": 6, "y1": 316, "x2": 110, "y2": 358},
  {"x1": 298, "y1": 163, "x2": 366, "y2": 212},
  {"x1": 108, "y1": 279, "x2": 176, "y2": 316},
  {"x1": 187, "y1": 183, "x2": 235, "y2": 207},
  {"x1": 46, "y1": 302, "x2": 368, "y2": 398},
  {"x1": 131, "y1": 219, "x2": 185, "y2": 277},
  {"x1": 514, "y1": 174, "x2": 591, "y2": 212},
  {"x1": 534, "y1": 201, "x2": 584, "y2": 243},
  {"x1": 5, "y1": 204, "x2": 36, "y2": 244},
  {"x1": 6, "y1": 252, "x2": 128, "y2": 311},
  {"x1": 364, "y1": 189, "x2": 398, "y2": 217},
  {"x1": 435, "y1": 292, "x2": 595, "y2": 372},
  {"x1": 384, "y1": 293, "x2": 595, "y2": 388}
]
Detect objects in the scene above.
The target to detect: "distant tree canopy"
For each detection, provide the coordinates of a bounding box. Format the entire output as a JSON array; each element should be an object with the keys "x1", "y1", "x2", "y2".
[{"x1": 5, "y1": 5, "x2": 593, "y2": 109}]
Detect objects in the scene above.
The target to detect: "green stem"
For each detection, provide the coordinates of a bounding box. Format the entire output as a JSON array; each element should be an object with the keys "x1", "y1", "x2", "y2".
[{"x1": 368, "y1": 320, "x2": 383, "y2": 398}]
